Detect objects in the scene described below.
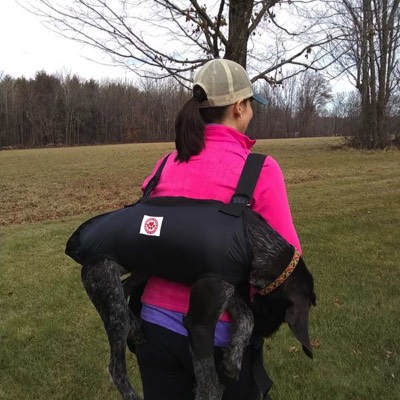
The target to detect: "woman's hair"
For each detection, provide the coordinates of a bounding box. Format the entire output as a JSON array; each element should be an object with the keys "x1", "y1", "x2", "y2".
[{"x1": 175, "y1": 85, "x2": 229, "y2": 162}]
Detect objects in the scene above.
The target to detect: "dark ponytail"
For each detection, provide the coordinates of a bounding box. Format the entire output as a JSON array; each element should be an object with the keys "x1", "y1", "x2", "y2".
[
  {"x1": 174, "y1": 86, "x2": 206, "y2": 162},
  {"x1": 175, "y1": 85, "x2": 229, "y2": 162}
]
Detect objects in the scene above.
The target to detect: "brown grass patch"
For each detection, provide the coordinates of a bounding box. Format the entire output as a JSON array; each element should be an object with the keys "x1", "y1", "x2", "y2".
[
  {"x1": 0, "y1": 143, "x2": 174, "y2": 226},
  {"x1": 1, "y1": 137, "x2": 398, "y2": 226}
]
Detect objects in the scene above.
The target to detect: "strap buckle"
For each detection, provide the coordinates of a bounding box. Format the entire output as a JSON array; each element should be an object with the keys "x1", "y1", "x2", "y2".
[{"x1": 231, "y1": 194, "x2": 250, "y2": 206}]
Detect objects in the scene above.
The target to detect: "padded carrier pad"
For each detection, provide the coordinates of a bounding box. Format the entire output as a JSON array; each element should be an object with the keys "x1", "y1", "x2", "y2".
[{"x1": 66, "y1": 197, "x2": 252, "y2": 285}]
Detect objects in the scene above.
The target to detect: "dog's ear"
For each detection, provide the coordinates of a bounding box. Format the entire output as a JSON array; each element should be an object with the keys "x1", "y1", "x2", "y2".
[{"x1": 285, "y1": 295, "x2": 313, "y2": 358}]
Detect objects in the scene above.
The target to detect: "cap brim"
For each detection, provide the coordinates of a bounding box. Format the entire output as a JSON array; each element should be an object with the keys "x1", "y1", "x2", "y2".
[{"x1": 252, "y1": 92, "x2": 268, "y2": 105}]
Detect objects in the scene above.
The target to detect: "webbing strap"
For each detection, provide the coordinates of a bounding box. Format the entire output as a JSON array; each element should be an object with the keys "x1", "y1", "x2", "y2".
[
  {"x1": 142, "y1": 153, "x2": 172, "y2": 198},
  {"x1": 251, "y1": 336, "x2": 274, "y2": 400},
  {"x1": 142, "y1": 152, "x2": 267, "y2": 217},
  {"x1": 233, "y1": 153, "x2": 266, "y2": 203},
  {"x1": 220, "y1": 153, "x2": 266, "y2": 217}
]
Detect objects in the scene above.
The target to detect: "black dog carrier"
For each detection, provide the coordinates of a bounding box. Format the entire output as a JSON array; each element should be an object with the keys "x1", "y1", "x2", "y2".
[{"x1": 65, "y1": 153, "x2": 266, "y2": 286}]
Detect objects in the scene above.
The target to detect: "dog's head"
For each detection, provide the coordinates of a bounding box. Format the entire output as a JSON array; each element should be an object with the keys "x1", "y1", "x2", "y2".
[
  {"x1": 251, "y1": 257, "x2": 316, "y2": 358},
  {"x1": 244, "y1": 209, "x2": 316, "y2": 358}
]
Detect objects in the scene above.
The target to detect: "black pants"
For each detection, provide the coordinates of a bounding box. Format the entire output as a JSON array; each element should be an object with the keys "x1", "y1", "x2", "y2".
[{"x1": 135, "y1": 320, "x2": 263, "y2": 400}]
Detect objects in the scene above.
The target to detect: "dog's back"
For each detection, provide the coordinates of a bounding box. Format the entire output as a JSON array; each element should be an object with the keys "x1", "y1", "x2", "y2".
[{"x1": 66, "y1": 198, "x2": 253, "y2": 285}]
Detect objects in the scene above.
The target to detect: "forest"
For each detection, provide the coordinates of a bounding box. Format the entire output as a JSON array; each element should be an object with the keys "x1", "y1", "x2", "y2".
[{"x1": 1, "y1": 69, "x2": 398, "y2": 149}]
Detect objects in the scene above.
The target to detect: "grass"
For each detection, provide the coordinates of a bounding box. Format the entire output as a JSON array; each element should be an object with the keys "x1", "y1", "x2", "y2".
[
  {"x1": 0, "y1": 143, "x2": 175, "y2": 226},
  {"x1": 1, "y1": 137, "x2": 399, "y2": 399}
]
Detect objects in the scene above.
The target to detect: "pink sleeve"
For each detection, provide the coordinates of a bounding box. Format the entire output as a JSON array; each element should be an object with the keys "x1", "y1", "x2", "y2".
[{"x1": 252, "y1": 157, "x2": 302, "y2": 254}]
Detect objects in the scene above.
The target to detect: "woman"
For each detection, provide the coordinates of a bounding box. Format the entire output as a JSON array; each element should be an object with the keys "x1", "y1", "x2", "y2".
[{"x1": 133, "y1": 59, "x2": 302, "y2": 400}]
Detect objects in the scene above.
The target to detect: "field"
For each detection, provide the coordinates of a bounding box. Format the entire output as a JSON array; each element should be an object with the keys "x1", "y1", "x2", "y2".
[{"x1": 1, "y1": 137, "x2": 399, "y2": 399}]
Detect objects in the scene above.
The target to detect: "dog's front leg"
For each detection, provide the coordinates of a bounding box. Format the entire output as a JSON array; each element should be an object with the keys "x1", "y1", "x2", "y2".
[
  {"x1": 222, "y1": 293, "x2": 254, "y2": 380},
  {"x1": 184, "y1": 277, "x2": 235, "y2": 400}
]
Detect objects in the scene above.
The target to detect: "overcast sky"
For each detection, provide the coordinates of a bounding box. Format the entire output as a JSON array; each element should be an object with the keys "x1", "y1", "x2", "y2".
[
  {"x1": 0, "y1": 1, "x2": 129, "y2": 81},
  {"x1": 1, "y1": 1, "x2": 352, "y2": 92}
]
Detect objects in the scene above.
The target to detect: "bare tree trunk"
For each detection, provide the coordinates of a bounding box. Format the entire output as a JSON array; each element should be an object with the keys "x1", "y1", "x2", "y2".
[{"x1": 224, "y1": 0, "x2": 253, "y2": 66}]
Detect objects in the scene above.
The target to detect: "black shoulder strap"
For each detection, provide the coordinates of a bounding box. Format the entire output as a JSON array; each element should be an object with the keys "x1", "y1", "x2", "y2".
[
  {"x1": 220, "y1": 153, "x2": 266, "y2": 217},
  {"x1": 142, "y1": 153, "x2": 172, "y2": 198},
  {"x1": 142, "y1": 152, "x2": 266, "y2": 215},
  {"x1": 232, "y1": 153, "x2": 267, "y2": 204}
]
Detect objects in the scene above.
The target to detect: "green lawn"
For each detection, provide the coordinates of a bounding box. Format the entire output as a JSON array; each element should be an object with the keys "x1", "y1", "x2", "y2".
[{"x1": 1, "y1": 138, "x2": 399, "y2": 399}]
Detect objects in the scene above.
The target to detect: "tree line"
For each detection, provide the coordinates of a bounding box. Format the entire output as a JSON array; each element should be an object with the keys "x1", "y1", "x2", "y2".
[
  {"x1": 0, "y1": 70, "x2": 399, "y2": 149},
  {"x1": 25, "y1": 0, "x2": 400, "y2": 149},
  {"x1": 0, "y1": 71, "x2": 183, "y2": 148}
]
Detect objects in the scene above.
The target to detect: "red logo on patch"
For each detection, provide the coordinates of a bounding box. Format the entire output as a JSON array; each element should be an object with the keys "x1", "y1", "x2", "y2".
[{"x1": 144, "y1": 217, "x2": 158, "y2": 234}]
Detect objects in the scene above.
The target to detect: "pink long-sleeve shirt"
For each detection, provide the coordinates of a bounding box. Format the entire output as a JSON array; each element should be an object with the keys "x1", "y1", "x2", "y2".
[{"x1": 140, "y1": 124, "x2": 301, "y2": 330}]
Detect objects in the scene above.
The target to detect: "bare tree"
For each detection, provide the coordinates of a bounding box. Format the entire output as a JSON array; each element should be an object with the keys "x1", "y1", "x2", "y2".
[
  {"x1": 61, "y1": 73, "x2": 84, "y2": 146},
  {"x1": 327, "y1": 90, "x2": 361, "y2": 135},
  {"x1": 253, "y1": 77, "x2": 299, "y2": 137},
  {"x1": 0, "y1": 75, "x2": 12, "y2": 148},
  {"x1": 325, "y1": 0, "x2": 400, "y2": 148},
  {"x1": 22, "y1": 0, "x2": 339, "y2": 86},
  {"x1": 295, "y1": 72, "x2": 332, "y2": 136},
  {"x1": 29, "y1": 71, "x2": 63, "y2": 146}
]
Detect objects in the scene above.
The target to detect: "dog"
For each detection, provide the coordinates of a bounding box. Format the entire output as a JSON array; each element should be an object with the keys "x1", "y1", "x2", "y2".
[
  {"x1": 183, "y1": 210, "x2": 316, "y2": 399},
  {"x1": 69, "y1": 203, "x2": 316, "y2": 400}
]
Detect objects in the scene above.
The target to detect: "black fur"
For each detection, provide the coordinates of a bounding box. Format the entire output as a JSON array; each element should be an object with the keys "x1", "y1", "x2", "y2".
[{"x1": 79, "y1": 208, "x2": 316, "y2": 400}]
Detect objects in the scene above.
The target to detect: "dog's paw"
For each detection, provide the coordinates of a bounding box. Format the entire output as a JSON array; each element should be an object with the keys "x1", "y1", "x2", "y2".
[
  {"x1": 129, "y1": 332, "x2": 146, "y2": 344},
  {"x1": 124, "y1": 394, "x2": 142, "y2": 400},
  {"x1": 221, "y1": 346, "x2": 244, "y2": 380},
  {"x1": 195, "y1": 381, "x2": 224, "y2": 400},
  {"x1": 128, "y1": 326, "x2": 145, "y2": 345},
  {"x1": 128, "y1": 318, "x2": 145, "y2": 345},
  {"x1": 107, "y1": 366, "x2": 114, "y2": 383},
  {"x1": 220, "y1": 358, "x2": 241, "y2": 380},
  {"x1": 126, "y1": 337, "x2": 146, "y2": 354}
]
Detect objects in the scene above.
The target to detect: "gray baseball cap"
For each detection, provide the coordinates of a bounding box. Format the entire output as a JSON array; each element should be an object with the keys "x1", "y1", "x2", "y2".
[{"x1": 194, "y1": 59, "x2": 267, "y2": 108}]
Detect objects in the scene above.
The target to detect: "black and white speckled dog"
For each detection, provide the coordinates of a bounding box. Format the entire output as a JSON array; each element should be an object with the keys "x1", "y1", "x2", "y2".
[{"x1": 67, "y1": 201, "x2": 316, "y2": 400}]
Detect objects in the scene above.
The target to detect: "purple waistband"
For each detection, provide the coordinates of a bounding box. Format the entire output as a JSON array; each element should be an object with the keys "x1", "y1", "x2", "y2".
[{"x1": 141, "y1": 304, "x2": 232, "y2": 348}]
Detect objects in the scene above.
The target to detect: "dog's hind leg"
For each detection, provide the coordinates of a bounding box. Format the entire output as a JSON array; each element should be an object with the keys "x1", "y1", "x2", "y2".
[
  {"x1": 184, "y1": 277, "x2": 235, "y2": 400},
  {"x1": 81, "y1": 259, "x2": 140, "y2": 400},
  {"x1": 221, "y1": 293, "x2": 254, "y2": 380},
  {"x1": 122, "y1": 273, "x2": 148, "y2": 347}
]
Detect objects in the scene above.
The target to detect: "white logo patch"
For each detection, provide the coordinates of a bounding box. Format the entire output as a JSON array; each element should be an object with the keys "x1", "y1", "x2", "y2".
[{"x1": 140, "y1": 215, "x2": 164, "y2": 236}]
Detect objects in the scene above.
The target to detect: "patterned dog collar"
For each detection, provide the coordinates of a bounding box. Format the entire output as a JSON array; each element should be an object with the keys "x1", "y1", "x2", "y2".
[{"x1": 257, "y1": 250, "x2": 301, "y2": 296}]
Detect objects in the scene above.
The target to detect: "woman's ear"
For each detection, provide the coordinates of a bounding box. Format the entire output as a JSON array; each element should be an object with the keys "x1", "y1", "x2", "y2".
[{"x1": 233, "y1": 99, "x2": 244, "y2": 118}]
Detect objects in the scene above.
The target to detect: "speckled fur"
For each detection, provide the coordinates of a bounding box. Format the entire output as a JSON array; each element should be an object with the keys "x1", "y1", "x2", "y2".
[
  {"x1": 191, "y1": 352, "x2": 225, "y2": 400},
  {"x1": 79, "y1": 208, "x2": 315, "y2": 400},
  {"x1": 221, "y1": 291, "x2": 255, "y2": 380},
  {"x1": 81, "y1": 259, "x2": 145, "y2": 400}
]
